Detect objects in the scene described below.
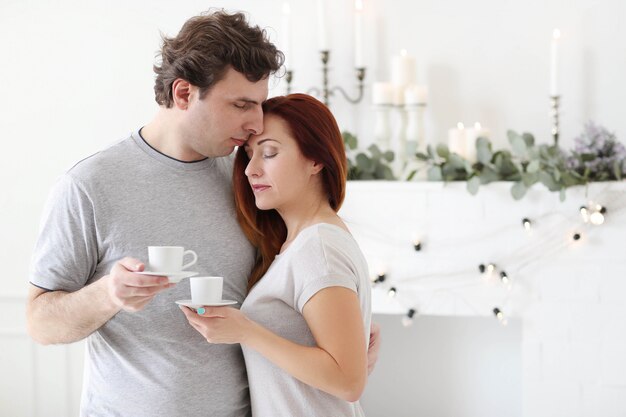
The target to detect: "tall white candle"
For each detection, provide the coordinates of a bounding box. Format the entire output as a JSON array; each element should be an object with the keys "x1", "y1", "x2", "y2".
[
  {"x1": 391, "y1": 50, "x2": 416, "y2": 86},
  {"x1": 404, "y1": 84, "x2": 428, "y2": 105},
  {"x1": 354, "y1": 0, "x2": 364, "y2": 67},
  {"x1": 550, "y1": 29, "x2": 560, "y2": 96},
  {"x1": 448, "y1": 122, "x2": 466, "y2": 157},
  {"x1": 282, "y1": 2, "x2": 292, "y2": 70},
  {"x1": 317, "y1": 0, "x2": 329, "y2": 50}
]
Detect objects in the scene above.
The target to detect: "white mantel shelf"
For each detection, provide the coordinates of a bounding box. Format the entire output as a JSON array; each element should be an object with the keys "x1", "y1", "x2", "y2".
[{"x1": 340, "y1": 181, "x2": 626, "y2": 317}]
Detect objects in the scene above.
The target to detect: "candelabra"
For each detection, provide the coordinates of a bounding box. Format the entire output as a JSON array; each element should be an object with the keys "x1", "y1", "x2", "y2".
[
  {"x1": 550, "y1": 95, "x2": 560, "y2": 146},
  {"x1": 285, "y1": 50, "x2": 366, "y2": 107}
]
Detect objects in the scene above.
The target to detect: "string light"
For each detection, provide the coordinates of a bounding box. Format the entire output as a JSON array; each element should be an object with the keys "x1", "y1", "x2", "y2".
[
  {"x1": 522, "y1": 217, "x2": 532, "y2": 231},
  {"x1": 478, "y1": 263, "x2": 497, "y2": 274},
  {"x1": 402, "y1": 308, "x2": 417, "y2": 327},
  {"x1": 413, "y1": 240, "x2": 422, "y2": 251},
  {"x1": 580, "y1": 206, "x2": 590, "y2": 223},
  {"x1": 499, "y1": 271, "x2": 510, "y2": 285},
  {"x1": 388, "y1": 287, "x2": 397, "y2": 298},
  {"x1": 373, "y1": 273, "x2": 386, "y2": 284},
  {"x1": 493, "y1": 307, "x2": 508, "y2": 325},
  {"x1": 572, "y1": 232, "x2": 582, "y2": 241}
]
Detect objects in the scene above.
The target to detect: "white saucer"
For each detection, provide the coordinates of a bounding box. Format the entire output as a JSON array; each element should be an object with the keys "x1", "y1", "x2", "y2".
[
  {"x1": 137, "y1": 270, "x2": 199, "y2": 283},
  {"x1": 175, "y1": 299, "x2": 238, "y2": 308}
]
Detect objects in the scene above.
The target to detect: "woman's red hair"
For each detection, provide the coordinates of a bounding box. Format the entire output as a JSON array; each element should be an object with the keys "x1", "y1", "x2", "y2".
[{"x1": 233, "y1": 93, "x2": 348, "y2": 291}]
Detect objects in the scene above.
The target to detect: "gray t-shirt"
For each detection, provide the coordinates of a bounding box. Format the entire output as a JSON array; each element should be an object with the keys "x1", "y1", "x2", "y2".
[
  {"x1": 240, "y1": 223, "x2": 371, "y2": 417},
  {"x1": 29, "y1": 130, "x2": 256, "y2": 417}
]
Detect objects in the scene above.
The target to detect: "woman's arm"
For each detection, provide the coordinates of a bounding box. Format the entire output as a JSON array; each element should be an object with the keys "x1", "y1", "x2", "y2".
[{"x1": 181, "y1": 286, "x2": 367, "y2": 402}]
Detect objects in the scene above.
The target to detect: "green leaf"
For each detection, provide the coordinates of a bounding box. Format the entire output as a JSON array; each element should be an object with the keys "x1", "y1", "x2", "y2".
[
  {"x1": 511, "y1": 182, "x2": 527, "y2": 200},
  {"x1": 436, "y1": 144, "x2": 450, "y2": 159},
  {"x1": 342, "y1": 131, "x2": 358, "y2": 150},
  {"x1": 356, "y1": 153, "x2": 374, "y2": 173},
  {"x1": 510, "y1": 135, "x2": 528, "y2": 158},
  {"x1": 467, "y1": 176, "x2": 481, "y2": 195},
  {"x1": 521, "y1": 172, "x2": 539, "y2": 187},
  {"x1": 406, "y1": 170, "x2": 417, "y2": 181},
  {"x1": 415, "y1": 152, "x2": 429, "y2": 161},
  {"x1": 539, "y1": 171, "x2": 560, "y2": 191},
  {"x1": 476, "y1": 137, "x2": 493, "y2": 165},
  {"x1": 367, "y1": 144, "x2": 382, "y2": 159},
  {"x1": 613, "y1": 160, "x2": 622, "y2": 180},
  {"x1": 382, "y1": 165, "x2": 396, "y2": 180},
  {"x1": 559, "y1": 189, "x2": 566, "y2": 201},
  {"x1": 522, "y1": 133, "x2": 535, "y2": 147},
  {"x1": 426, "y1": 145, "x2": 436, "y2": 159},
  {"x1": 427, "y1": 166, "x2": 443, "y2": 181},
  {"x1": 479, "y1": 166, "x2": 501, "y2": 184},
  {"x1": 383, "y1": 150, "x2": 395, "y2": 163},
  {"x1": 527, "y1": 160, "x2": 540, "y2": 173}
]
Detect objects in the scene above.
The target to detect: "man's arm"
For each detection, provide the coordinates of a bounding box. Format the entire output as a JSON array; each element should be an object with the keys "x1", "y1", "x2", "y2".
[{"x1": 26, "y1": 258, "x2": 171, "y2": 345}]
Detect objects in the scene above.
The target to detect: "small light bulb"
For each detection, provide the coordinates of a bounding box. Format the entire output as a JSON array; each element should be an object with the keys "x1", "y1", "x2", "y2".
[
  {"x1": 500, "y1": 271, "x2": 509, "y2": 284},
  {"x1": 522, "y1": 218, "x2": 532, "y2": 231},
  {"x1": 572, "y1": 232, "x2": 582, "y2": 241},
  {"x1": 402, "y1": 309, "x2": 417, "y2": 327},
  {"x1": 388, "y1": 287, "x2": 397, "y2": 298},
  {"x1": 487, "y1": 263, "x2": 496, "y2": 274},
  {"x1": 589, "y1": 211, "x2": 605, "y2": 226},
  {"x1": 580, "y1": 206, "x2": 590, "y2": 223},
  {"x1": 479, "y1": 264, "x2": 486, "y2": 274},
  {"x1": 373, "y1": 273, "x2": 386, "y2": 284},
  {"x1": 493, "y1": 307, "x2": 508, "y2": 326}
]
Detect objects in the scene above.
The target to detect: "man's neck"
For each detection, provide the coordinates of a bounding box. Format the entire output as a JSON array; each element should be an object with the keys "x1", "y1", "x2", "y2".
[{"x1": 141, "y1": 110, "x2": 206, "y2": 162}]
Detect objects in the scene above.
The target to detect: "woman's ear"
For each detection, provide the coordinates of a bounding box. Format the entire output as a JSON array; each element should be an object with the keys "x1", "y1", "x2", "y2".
[{"x1": 311, "y1": 160, "x2": 324, "y2": 175}]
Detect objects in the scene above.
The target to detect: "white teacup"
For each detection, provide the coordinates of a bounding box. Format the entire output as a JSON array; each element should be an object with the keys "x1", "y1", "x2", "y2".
[
  {"x1": 148, "y1": 246, "x2": 197, "y2": 272},
  {"x1": 190, "y1": 276, "x2": 223, "y2": 305}
]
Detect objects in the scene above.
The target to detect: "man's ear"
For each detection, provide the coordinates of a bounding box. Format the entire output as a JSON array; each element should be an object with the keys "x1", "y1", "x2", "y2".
[{"x1": 172, "y1": 79, "x2": 192, "y2": 110}]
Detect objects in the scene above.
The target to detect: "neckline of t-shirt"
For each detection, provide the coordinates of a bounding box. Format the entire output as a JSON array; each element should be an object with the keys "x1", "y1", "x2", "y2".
[
  {"x1": 130, "y1": 128, "x2": 215, "y2": 171},
  {"x1": 274, "y1": 223, "x2": 352, "y2": 259}
]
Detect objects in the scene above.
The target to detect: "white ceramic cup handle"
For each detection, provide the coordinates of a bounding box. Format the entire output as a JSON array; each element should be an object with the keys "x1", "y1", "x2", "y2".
[{"x1": 182, "y1": 250, "x2": 198, "y2": 270}]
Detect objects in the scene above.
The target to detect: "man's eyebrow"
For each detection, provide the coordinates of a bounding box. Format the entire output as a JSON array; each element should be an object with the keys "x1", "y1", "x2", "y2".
[{"x1": 233, "y1": 97, "x2": 261, "y2": 105}]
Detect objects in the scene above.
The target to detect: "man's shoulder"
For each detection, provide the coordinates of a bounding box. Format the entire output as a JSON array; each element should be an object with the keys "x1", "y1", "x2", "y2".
[{"x1": 66, "y1": 134, "x2": 137, "y2": 182}]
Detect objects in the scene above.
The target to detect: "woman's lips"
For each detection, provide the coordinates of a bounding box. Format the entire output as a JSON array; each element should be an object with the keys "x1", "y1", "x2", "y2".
[{"x1": 251, "y1": 185, "x2": 271, "y2": 192}]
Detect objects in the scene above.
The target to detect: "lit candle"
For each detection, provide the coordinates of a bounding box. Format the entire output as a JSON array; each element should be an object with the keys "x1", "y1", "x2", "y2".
[
  {"x1": 465, "y1": 122, "x2": 490, "y2": 162},
  {"x1": 550, "y1": 28, "x2": 560, "y2": 96},
  {"x1": 317, "y1": 0, "x2": 329, "y2": 51},
  {"x1": 354, "y1": 0, "x2": 364, "y2": 67},
  {"x1": 391, "y1": 49, "x2": 416, "y2": 86},
  {"x1": 282, "y1": 2, "x2": 292, "y2": 70},
  {"x1": 448, "y1": 122, "x2": 466, "y2": 157}
]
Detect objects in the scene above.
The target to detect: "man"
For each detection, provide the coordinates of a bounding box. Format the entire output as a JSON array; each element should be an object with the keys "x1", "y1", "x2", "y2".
[{"x1": 26, "y1": 10, "x2": 379, "y2": 417}]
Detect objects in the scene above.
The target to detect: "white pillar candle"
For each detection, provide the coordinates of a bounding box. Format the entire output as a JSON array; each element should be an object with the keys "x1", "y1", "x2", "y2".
[
  {"x1": 372, "y1": 82, "x2": 394, "y2": 105},
  {"x1": 464, "y1": 122, "x2": 490, "y2": 162},
  {"x1": 550, "y1": 29, "x2": 560, "y2": 96},
  {"x1": 404, "y1": 84, "x2": 428, "y2": 105},
  {"x1": 391, "y1": 49, "x2": 416, "y2": 86},
  {"x1": 317, "y1": 0, "x2": 329, "y2": 50},
  {"x1": 282, "y1": 2, "x2": 292, "y2": 70},
  {"x1": 448, "y1": 122, "x2": 466, "y2": 157},
  {"x1": 354, "y1": 0, "x2": 364, "y2": 67}
]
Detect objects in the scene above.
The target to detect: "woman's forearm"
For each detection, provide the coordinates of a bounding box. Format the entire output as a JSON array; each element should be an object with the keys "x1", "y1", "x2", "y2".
[{"x1": 242, "y1": 320, "x2": 367, "y2": 402}]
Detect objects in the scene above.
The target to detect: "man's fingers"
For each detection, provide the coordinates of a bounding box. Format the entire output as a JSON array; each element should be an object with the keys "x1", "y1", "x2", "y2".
[{"x1": 116, "y1": 257, "x2": 145, "y2": 272}]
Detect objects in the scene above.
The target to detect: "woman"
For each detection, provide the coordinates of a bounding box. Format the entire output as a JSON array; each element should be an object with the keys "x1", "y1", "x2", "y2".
[{"x1": 181, "y1": 94, "x2": 371, "y2": 416}]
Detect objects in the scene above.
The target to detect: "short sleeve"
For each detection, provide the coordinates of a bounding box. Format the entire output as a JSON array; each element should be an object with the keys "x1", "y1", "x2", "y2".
[
  {"x1": 294, "y1": 237, "x2": 360, "y2": 313},
  {"x1": 29, "y1": 174, "x2": 99, "y2": 292}
]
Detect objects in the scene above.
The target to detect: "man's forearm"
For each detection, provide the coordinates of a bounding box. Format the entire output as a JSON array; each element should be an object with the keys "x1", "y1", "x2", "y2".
[{"x1": 26, "y1": 277, "x2": 120, "y2": 345}]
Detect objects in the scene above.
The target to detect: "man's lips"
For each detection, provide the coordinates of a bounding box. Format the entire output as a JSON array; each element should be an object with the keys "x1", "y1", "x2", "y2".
[
  {"x1": 251, "y1": 185, "x2": 271, "y2": 192},
  {"x1": 232, "y1": 138, "x2": 246, "y2": 147}
]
